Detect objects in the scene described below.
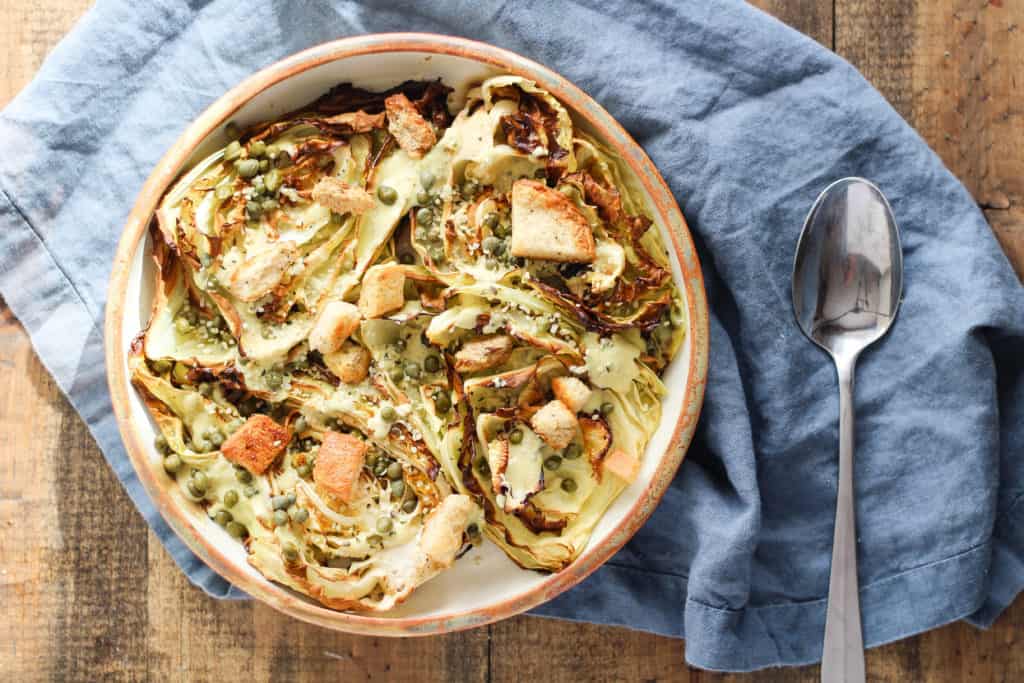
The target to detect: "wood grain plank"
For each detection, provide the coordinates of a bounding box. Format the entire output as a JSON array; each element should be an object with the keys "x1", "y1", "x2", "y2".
[{"x1": 749, "y1": 0, "x2": 835, "y2": 48}]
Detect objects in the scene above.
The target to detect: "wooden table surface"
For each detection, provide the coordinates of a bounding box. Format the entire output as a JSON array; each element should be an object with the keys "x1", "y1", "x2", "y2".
[{"x1": 2, "y1": 1, "x2": 1021, "y2": 680}]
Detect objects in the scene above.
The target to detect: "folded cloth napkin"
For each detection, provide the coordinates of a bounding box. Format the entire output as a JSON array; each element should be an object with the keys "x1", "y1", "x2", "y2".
[{"x1": 2, "y1": 0, "x2": 1022, "y2": 672}]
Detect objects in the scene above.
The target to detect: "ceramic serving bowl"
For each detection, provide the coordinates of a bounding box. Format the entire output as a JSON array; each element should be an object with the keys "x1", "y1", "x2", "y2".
[{"x1": 104, "y1": 33, "x2": 709, "y2": 636}]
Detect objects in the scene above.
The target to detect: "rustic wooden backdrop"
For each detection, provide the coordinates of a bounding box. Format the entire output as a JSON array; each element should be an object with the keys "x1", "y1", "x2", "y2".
[{"x1": 1, "y1": 0, "x2": 1021, "y2": 680}]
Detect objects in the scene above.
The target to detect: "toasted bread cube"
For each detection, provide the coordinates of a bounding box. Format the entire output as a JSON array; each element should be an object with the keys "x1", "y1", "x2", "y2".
[
  {"x1": 311, "y1": 177, "x2": 376, "y2": 216},
  {"x1": 309, "y1": 301, "x2": 361, "y2": 355},
  {"x1": 453, "y1": 335, "x2": 515, "y2": 373},
  {"x1": 551, "y1": 376, "x2": 592, "y2": 413},
  {"x1": 486, "y1": 438, "x2": 509, "y2": 494},
  {"x1": 384, "y1": 93, "x2": 436, "y2": 159},
  {"x1": 529, "y1": 399, "x2": 578, "y2": 450},
  {"x1": 227, "y1": 242, "x2": 298, "y2": 302},
  {"x1": 313, "y1": 431, "x2": 367, "y2": 501},
  {"x1": 510, "y1": 180, "x2": 596, "y2": 263},
  {"x1": 358, "y1": 265, "x2": 406, "y2": 319},
  {"x1": 221, "y1": 415, "x2": 290, "y2": 475},
  {"x1": 322, "y1": 110, "x2": 386, "y2": 132},
  {"x1": 420, "y1": 494, "x2": 477, "y2": 568},
  {"x1": 603, "y1": 448, "x2": 639, "y2": 484},
  {"x1": 323, "y1": 341, "x2": 371, "y2": 384}
]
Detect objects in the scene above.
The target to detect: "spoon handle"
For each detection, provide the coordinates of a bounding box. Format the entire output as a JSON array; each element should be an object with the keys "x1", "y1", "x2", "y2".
[{"x1": 821, "y1": 355, "x2": 865, "y2": 683}]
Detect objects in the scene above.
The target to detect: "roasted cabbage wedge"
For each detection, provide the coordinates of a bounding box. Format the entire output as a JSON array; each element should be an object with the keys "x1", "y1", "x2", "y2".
[{"x1": 131, "y1": 75, "x2": 685, "y2": 611}]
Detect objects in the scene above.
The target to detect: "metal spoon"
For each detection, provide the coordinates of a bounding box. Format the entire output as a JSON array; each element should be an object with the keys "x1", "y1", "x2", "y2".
[{"x1": 792, "y1": 178, "x2": 903, "y2": 683}]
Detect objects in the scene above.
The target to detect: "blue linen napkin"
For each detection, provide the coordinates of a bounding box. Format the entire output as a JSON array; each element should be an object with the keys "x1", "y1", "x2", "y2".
[{"x1": 2, "y1": 0, "x2": 1022, "y2": 672}]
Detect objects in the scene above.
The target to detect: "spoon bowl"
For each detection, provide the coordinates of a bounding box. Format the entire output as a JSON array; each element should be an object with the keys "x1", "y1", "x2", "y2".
[{"x1": 791, "y1": 177, "x2": 903, "y2": 683}]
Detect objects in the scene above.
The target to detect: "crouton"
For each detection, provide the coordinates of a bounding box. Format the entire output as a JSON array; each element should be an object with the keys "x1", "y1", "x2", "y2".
[
  {"x1": 529, "y1": 399, "x2": 578, "y2": 450},
  {"x1": 357, "y1": 264, "x2": 406, "y2": 318},
  {"x1": 311, "y1": 177, "x2": 376, "y2": 216},
  {"x1": 509, "y1": 180, "x2": 596, "y2": 263},
  {"x1": 453, "y1": 335, "x2": 515, "y2": 373},
  {"x1": 309, "y1": 300, "x2": 361, "y2": 354},
  {"x1": 419, "y1": 494, "x2": 477, "y2": 568},
  {"x1": 313, "y1": 431, "x2": 367, "y2": 501},
  {"x1": 322, "y1": 110, "x2": 386, "y2": 132},
  {"x1": 384, "y1": 93, "x2": 436, "y2": 159},
  {"x1": 602, "y1": 448, "x2": 639, "y2": 484},
  {"x1": 227, "y1": 241, "x2": 298, "y2": 302},
  {"x1": 221, "y1": 415, "x2": 290, "y2": 475},
  {"x1": 323, "y1": 341, "x2": 371, "y2": 384},
  {"x1": 551, "y1": 376, "x2": 592, "y2": 413}
]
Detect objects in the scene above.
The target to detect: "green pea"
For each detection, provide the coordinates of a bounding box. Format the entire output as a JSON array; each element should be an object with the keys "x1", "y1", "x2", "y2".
[
  {"x1": 223, "y1": 140, "x2": 242, "y2": 160},
  {"x1": 434, "y1": 393, "x2": 451, "y2": 413},
  {"x1": 223, "y1": 490, "x2": 239, "y2": 508},
  {"x1": 273, "y1": 510, "x2": 289, "y2": 526},
  {"x1": 377, "y1": 185, "x2": 398, "y2": 204},
  {"x1": 261, "y1": 199, "x2": 279, "y2": 213},
  {"x1": 290, "y1": 508, "x2": 309, "y2": 524},
  {"x1": 235, "y1": 158, "x2": 259, "y2": 178},
  {"x1": 259, "y1": 159, "x2": 269, "y2": 172},
  {"x1": 388, "y1": 366, "x2": 404, "y2": 383},
  {"x1": 509, "y1": 429, "x2": 524, "y2": 445},
  {"x1": 245, "y1": 201, "x2": 263, "y2": 219},
  {"x1": 367, "y1": 535, "x2": 384, "y2": 548},
  {"x1": 483, "y1": 213, "x2": 500, "y2": 230},
  {"x1": 191, "y1": 470, "x2": 209, "y2": 489},
  {"x1": 243, "y1": 484, "x2": 259, "y2": 498},
  {"x1": 226, "y1": 521, "x2": 247, "y2": 539},
  {"x1": 151, "y1": 359, "x2": 173, "y2": 374},
  {"x1": 376, "y1": 517, "x2": 394, "y2": 534},
  {"x1": 215, "y1": 184, "x2": 233, "y2": 201},
  {"x1": 600, "y1": 402, "x2": 615, "y2": 416},
  {"x1": 249, "y1": 140, "x2": 267, "y2": 157},
  {"x1": 416, "y1": 207, "x2": 433, "y2": 226},
  {"x1": 482, "y1": 236, "x2": 503, "y2": 255},
  {"x1": 390, "y1": 480, "x2": 405, "y2": 498},
  {"x1": 283, "y1": 543, "x2": 299, "y2": 562},
  {"x1": 403, "y1": 362, "x2": 421, "y2": 379},
  {"x1": 285, "y1": 492, "x2": 296, "y2": 507},
  {"x1": 419, "y1": 170, "x2": 436, "y2": 189},
  {"x1": 264, "y1": 169, "x2": 282, "y2": 193},
  {"x1": 424, "y1": 355, "x2": 440, "y2": 373},
  {"x1": 214, "y1": 510, "x2": 233, "y2": 526},
  {"x1": 274, "y1": 150, "x2": 292, "y2": 168},
  {"x1": 187, "y1": 481, "x2": 206, "y2": 499},
  {"x1": 271, "y1": 495, "x2": 290, "y2": 511},
  {"x1": 414, "y1": 227, "x2": 428, "y2": 242},
  {"x1": 561, "y1": 478, "x2": 578, "y2": 493},
  {"x1": 224, "y1": 121, "x2": 241, "y2": 140},
  {"x1": 380, "y1": 405, "x2": 397, "y2": 422},
  {"x1": 494, "y1": 223, "x2": 511, "y2": 238},
  {"x1": 207, "y1": 430, "x2": 224, "y2": 448},
  {"x1": 235, "y1": 468, "x2": 253, "y2": 484},
  {"x1": 467, "y1": 523, "x2": 480, "y2": 537},
  {"x1": 373, "y1": 459, "x2": 389, "y2": 477},
  {"x1": 296, "y1": 464, "x2": 311, "y2": 479},
  {"x1": 416, "y1": 190, "x2": 430, "y2": 205},
  {"x1": 162, "y1": 454, "x2": 182, "y2": 475},
  {"x1": 387, "y1": 462, "x2": 403, "y2": 480},
  {"x1": 174, "y1": 318, "x2": 191, "y2": 334},
  {"x1": 402, "y1": 498, "x2": 418, "y2": 513},
  {"x1": 264, "y1": 370, "x2": 284, "y2": 390},
  {"x1": 544, "y1": 455, "x2": 562, "y2": 471},
  {"x1": 154, "y1": 434, "x2": 169, "y2": 453},
  {"x1": 564, "y1": 443, "x2": 582, "y2": 460}
]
